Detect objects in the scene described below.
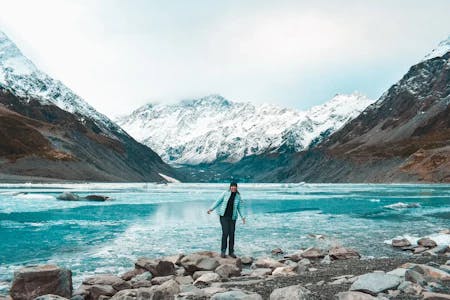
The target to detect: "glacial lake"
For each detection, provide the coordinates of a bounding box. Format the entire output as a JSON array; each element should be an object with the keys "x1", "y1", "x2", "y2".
[{"x1": 1, "y1": 182, "x2": 449, "y2": 293}]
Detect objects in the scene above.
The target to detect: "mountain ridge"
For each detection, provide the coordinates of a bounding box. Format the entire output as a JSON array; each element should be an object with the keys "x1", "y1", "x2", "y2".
[{"x1": 117, "y1": 92, "x2": 374, "y2": 166}]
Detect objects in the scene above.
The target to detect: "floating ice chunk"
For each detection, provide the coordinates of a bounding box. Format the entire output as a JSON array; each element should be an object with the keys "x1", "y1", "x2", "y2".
[{"x1": 383, "y1": 202, "x2": 421, "y2": 210}]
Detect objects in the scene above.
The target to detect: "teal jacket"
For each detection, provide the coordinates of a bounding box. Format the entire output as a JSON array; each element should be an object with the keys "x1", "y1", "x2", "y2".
[{"x1": 209, "y1": 190, "x2": 246, "y2": 220}]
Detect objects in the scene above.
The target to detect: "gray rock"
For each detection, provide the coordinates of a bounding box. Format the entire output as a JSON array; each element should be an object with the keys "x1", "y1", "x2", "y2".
[
  {"x1": 180, "y1": 254, "x2": 220, "y2": 274},
  {"x1": 410, "y1": 264, "x2": 450, "y2": 282},
  {"x1": 350, "y1": 272, "x2": 401, "y2": 295},
  {"x1": 130, "y1": 272, "x2": 153, "y2": 285},
  {"x1": 212, "y1": 290, "x2": 263, "y2": 300},
  {"x1": 111, "y1": 279, "x2": 180, "y2": 300},
  {"x1": 200, "y1": 286, "x2": 227, "y2": 296},
  {"x1": 84, "y1": 195, "x2": 110, "y2": 201},
  {"x1": 405, "y1": 269, "x2": 427, "y2": 286},
  {"x1": 418, "y1": 238, "x2": 437, "y2": 248},
  {"x1": 86, "y1": 285, "x2": 116, "y2": 300},
  {"x1": 11, "y1": 264, "x2": 72, "y2": 300},
  {"x1": 215, "y1": 264, "x2": 241, "y2": 278},
  {"x1": 240, "y1": 257, "x2": 253, "y2": 265},
  {"x1": 174, "y1": 275, "x2": 193, "y2": 285},
  {"x1": 392, "y1": 238, "x2": 411, "y2": 248},
  {"x1": 194, "y1": 273, "x2": 221, "y2": 285},
  {"x1": 57, "y1": 192, "x2": 80, "y2": 201},
  {"x1": 193, "y1": 271, "x2": 213, "y2": 281},
  {"x1": 253, "y1": 258, "x2": 284, "y2": 270},
  {"x1": 135, "y1": 258, "x2": 176, "y2": 277},
  {"x1": 150, "y1": 275, "x2": 175, "y2": 285},
  {"x1": 120, "y1": 269, "x2": 146, "y2": 281},
  {"x1": 386, "y1": 268, "x2": 407, "y2": 277},
  {"x1": 422, "y1": 291, "x2": 450, "y2": 299},
  {"x1": 271, "y1": 266, "x2": 297, "y2": 276},
  {"x1": 269, "y1": 284, "x2": 311, "y2": 300},
  {"x1": 83, "y1": 275, "x2": 131, "y2": 291},
  {"x1": 334, "y1": 291, "x2": 376, "y2": 300},
  {"x1": 329, "y1": 247, "x2": 360, "y2": 260},
  {"x1": 250, "y1": 268, "x2": 272, "y2": 277},
  {"x1": 271, "y1": 248, "x2": 284, "y2": 255},
  {"x1": 321, "y1": 255, "x2": 332, "y2": 265}
]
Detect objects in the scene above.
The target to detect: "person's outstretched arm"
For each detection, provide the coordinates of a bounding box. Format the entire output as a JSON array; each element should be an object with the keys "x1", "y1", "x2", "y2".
[
  {"x1": 237, "y1": 194, "x2": 246, "y2": 224},
  {"x1": 207, "y1": 191, "x2": 225, "y2": 214}
]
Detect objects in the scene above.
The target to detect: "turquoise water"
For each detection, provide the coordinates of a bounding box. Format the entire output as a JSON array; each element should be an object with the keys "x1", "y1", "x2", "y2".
[{"x1": 0, "y1": 182, "x2": 449, "y2": 293}]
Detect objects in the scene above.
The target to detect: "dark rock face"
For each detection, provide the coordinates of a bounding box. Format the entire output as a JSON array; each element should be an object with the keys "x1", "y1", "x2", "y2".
[
  {"x1": 267, "y1": 52, "x2": 450, "y2": 183},
  {"x1": 0, "y1": 89, "x2": 185, "y2": 182},
  {"x1": 10, "y1": 265, "x2": 72, "y2": 300}
]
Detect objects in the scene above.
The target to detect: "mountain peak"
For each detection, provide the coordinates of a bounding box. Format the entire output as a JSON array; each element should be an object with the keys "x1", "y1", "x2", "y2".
[
  {"x1": 180, "y1": 94, "x2": 232, "y2": 107},
  {"x1": 117, "y1": 92, "x2": 373, "y2": 165},
  {"x1": 422, "y1": 35, "x2": 450, "y2": 61},
  {"x1": 0, "y1": 30, "x2": 125, "y2": 137}
]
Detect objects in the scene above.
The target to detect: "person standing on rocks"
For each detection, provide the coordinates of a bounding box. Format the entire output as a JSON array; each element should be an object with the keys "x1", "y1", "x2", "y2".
[{"x1": 207, "y1": 181, "x2": 246, "y2": 258}]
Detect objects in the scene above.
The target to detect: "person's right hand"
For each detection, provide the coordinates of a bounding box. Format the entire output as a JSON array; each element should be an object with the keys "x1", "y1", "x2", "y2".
[{"x1": 207, "y1": 209, "x2": 212, "y2": 214}]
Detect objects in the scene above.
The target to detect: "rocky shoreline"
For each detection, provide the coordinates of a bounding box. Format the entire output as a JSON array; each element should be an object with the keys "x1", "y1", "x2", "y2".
[{"x1": 2, "y1": 234, "x2": 450, "y2": 300}]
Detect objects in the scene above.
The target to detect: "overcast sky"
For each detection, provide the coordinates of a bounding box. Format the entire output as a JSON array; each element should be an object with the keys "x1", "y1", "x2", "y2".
[{"x1": 1, "y1": 0, "x2": 449, "y2": 117}]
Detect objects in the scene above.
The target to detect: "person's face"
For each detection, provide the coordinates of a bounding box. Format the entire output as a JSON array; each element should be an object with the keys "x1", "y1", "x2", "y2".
[{"x1": 230, "y1": 185, "x2": 237, "y2": 192}]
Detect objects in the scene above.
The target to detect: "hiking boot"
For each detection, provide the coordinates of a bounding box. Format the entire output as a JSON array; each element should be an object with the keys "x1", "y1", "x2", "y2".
[
  {"x1": 220, "y1": 252, "x2": 226, "y2": 258},
  {"x1": 229, "y1": 253, "x2": 237, "y2": 258}
]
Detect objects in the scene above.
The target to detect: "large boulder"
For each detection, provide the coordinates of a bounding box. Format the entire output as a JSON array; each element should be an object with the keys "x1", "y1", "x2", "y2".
[
  {"x1": 409, "y1": 264, "x2": 450, "y2": 282},
  {"x1": 73, "y1": 275, "x2": 132, "y2": 300},
  {"x1": 215, "y1": 264, "x2": 241, "y2": 278},
  {"x1": 135, "y1": 258, "x2": 176, "y2": 277},
  {"x1": 417, "y1": 238, "x2": 437, "y2": 248},
  {"x1": 10, "y1": 265, "x2": 72, "y2": 300},
  {"x1": 269, "y1": 284, "x2": 311, "y2": 300},
  {"x1": 110, "y1": 279, "x2": 180, "y2": 300},
  {"x1": 350, "y1": 272, "x2": 401, "y2": 295},
  {"x1": 179, "y1": 254, "x2": 220, "y2": 274},
  {"x1": 329, "y1": 247, "x2": 361, "y2": 260}
]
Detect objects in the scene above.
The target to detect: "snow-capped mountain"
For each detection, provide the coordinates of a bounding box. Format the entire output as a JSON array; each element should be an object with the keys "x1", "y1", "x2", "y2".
[
  {"x1": 116, "y1": 93, "x2": 374, "y2": 165},
  {"x1": 0, "y1": 30, "x2": 122, "y2": 137},
  {"x1": 0, "y1": 30, "x2": 181, "y2": 182}
]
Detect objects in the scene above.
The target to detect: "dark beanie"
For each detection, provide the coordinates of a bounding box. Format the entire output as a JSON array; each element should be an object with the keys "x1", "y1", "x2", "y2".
[{"x1": 230, "y1": 181, "x2": 238, "y2": 187}]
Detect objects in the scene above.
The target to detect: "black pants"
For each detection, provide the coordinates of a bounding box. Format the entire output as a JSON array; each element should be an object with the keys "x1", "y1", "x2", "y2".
[{"x1": 220, "y1": 216, "x2": 236, "y2": 254}]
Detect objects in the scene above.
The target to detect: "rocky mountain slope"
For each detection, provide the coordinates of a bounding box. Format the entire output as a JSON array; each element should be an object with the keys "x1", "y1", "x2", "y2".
[
  {"x1": 0, "y1": 31, "x2": 182, "y2": 182},
  {"x1": 269, "y1": 36, "x2": 450, "y2": 183}
]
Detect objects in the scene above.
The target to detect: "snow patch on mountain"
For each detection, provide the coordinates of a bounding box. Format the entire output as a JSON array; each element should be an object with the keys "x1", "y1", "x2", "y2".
[
  {"x1": 422, "y1": 35, "x2": 450, "y2": 61},
  {"x1": 117, "y1": 93, "x2": 374, "y2": 165}
]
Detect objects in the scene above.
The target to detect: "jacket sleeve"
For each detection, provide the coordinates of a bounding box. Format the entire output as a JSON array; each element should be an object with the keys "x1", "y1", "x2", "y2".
[
  {"x1": 237, "y1": 194, "x2": 246, "y2": 219},
  {"x1": 209, "y1": 191, "x2": 225, "y2": 211}
]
